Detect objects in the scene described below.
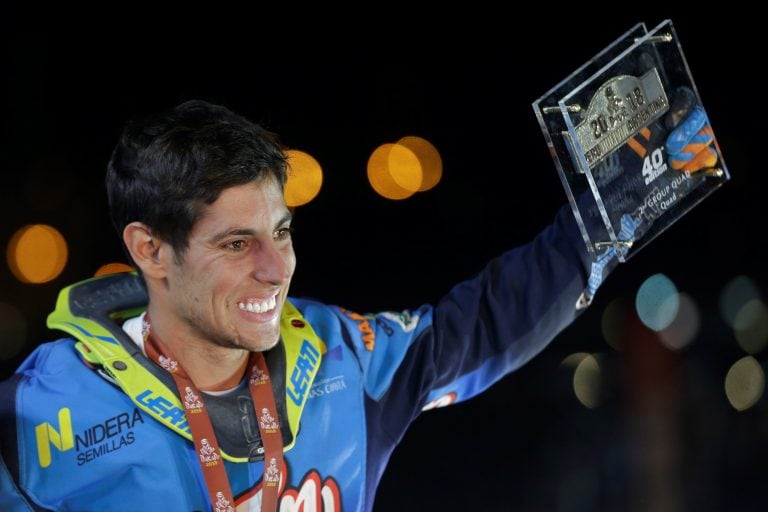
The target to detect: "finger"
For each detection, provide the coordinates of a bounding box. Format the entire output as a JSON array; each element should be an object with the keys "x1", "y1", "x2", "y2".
[
  {"x1": 619, "y1": 213, "x2": 638, "y2": 240},
  {"x1": 682, "y1": 146, "x2": 718, "y2": 174},
  {"x1": 666, "y1": 106, "x2": 708, "y2": 154},
  {"x1": 669, "y1": 125, "x2": 715, "y2": 170},
  {"x1": 665, "y1": 86, "x2": 697, "y2": 130}
]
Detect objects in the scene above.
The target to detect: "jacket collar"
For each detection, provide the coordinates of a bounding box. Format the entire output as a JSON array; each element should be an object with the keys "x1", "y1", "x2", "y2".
[{"x1": 46, "y1": 272, "x2": 325, "y2": 461}]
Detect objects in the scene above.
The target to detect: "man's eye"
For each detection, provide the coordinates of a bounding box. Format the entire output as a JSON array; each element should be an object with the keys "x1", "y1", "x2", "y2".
[
  {"x1": 225, "y1": 240, "x2": 247, "y2": 251},
  {"x1": 275, "y1": 227, "x2": 294, "y2": 241}
]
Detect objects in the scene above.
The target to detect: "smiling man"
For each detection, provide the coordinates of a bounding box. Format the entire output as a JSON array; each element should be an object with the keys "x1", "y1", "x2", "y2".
[
  {"x1": 0, "y1": 100, "x2": 601, "y2": 512},
  {"x1": 126, "y1": 179, "x2": 296, "y2": 390}
]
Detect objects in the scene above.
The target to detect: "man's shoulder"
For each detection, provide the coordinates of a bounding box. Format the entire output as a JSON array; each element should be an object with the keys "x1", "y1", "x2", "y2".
[
  {"x1": 8, "y1": 338, "x2": 80, "y2": 379},
  {"x1": 0, "y1": 339, "x2": 83, "y2": 444},
  {"x1": 289, "y1": 296, "x2": 344, "y2": 325},
  {"x1": 1, "y1": 336, "x2": 129, "y2": 437},
  {"x1": 1, "y1": 338, "x2": 94, "y2": 408},
  {"x1": 289, "y1": 296, "x2": 381, "y2": 337}
]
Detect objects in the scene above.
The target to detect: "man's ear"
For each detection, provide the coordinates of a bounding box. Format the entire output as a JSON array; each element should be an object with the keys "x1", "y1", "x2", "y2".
[{"x1": 123, "y1": 222, "x2": 168, "y2": 279}]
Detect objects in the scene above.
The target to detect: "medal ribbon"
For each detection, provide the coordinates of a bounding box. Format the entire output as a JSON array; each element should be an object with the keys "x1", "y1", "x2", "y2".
[{"x1": 143, "y1": 314, "x2": 284, "y2": 512}]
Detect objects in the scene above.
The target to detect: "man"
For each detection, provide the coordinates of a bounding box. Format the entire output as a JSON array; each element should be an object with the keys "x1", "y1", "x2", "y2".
[{"x1": 0, "y1": 99, "x2": 713, "y2": 511}]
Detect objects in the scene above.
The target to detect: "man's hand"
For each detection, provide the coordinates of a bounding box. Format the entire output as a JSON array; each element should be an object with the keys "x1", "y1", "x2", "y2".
[{"x1": 665, "y1": 88, "x2": 719, "y2": 174}]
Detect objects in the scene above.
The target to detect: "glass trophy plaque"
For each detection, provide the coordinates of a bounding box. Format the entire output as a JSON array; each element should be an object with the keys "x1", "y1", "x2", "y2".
[{"x1": 533, "y1": 19, "x2": 729, "y2": 262}]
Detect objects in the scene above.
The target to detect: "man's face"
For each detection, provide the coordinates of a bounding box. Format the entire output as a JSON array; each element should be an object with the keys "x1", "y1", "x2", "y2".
[{"x1": 162, "y1": 178, "x2": 295, "y2": 353}]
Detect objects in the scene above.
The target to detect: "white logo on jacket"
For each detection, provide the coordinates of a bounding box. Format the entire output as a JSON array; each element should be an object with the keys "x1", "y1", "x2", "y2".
[{"x1": 381, "y1": 311, "x2": 420, "y2": 332}]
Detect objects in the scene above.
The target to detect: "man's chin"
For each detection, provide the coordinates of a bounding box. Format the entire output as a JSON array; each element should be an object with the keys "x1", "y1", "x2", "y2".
[
  {"x1": 241, "y1": 330, "x2": 281, "y2": 353},
  {"x1": 256, "y1": 336, "x2": 281, "y2": 352}
]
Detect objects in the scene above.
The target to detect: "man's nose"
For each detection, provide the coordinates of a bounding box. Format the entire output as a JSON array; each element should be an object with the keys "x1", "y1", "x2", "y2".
[{"x1": 251, "y1": 240, "x2": 290, "y2": 284}]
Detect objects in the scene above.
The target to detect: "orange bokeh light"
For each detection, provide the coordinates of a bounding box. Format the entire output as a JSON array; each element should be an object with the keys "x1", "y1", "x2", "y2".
[
  {"x1": 397, "y1": 136, "x2": 442, "y2": 192},
  {"x1": 7, "y1": 224, "x2": 68, "y2": 284},
  {"x1": 284, "y1": 149, "x2": 323, "y2": 207}
]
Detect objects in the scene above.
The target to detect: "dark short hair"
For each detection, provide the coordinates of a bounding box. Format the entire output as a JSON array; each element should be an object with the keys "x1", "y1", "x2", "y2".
[{"x1": 106, "y1": 100, "x2": 287, "y2": 262}]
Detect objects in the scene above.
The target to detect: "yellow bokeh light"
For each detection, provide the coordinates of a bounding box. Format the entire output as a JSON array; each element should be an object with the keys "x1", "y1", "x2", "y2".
[
  {"x1": 725, "y1": 356, "x2": 765, "y2": 411},
  {"x1": 560, "y1": 352, "x2": 590, "y2": 368},
  {"x1": 560, "y1": 352, "x2": 602, "y2": 408},
  {"x1": 367, "y1": 144, "x2": 416, "y2": 200},
  {"x1": 95, "y1": 262, "x2": 135, "y2": 277},
  {"x1": 284, "y1": 149, "x2": 323, "y2": 207},
  {"x1": 573, "y1": 354, "x2": 601, "y2": 409},
  {"x1": 397, "y1": 136, "x2": 442, "y2": 192},
  {"x1": 7, "y1": 224, "x2": 68, "y2": 284}
]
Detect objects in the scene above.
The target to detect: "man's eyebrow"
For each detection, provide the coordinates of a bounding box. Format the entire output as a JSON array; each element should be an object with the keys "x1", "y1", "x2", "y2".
[
  {"x1": 207, "y1": 228, "x2": 256, "y2": 245},
  {"x1": 206, "y1": 212, "x2": 293, "y2": 245},
  {"x1": 277, "y1": 211, "x2": 293, "y2": 227}
]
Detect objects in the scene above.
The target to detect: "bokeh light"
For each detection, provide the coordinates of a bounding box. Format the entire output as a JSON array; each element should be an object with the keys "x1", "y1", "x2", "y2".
[
  {"x1": 601, "y1": 297, "x2": 630, "y2": 352},
  {"x1": 397, "y1": 136, "x2": 442, "y2": 192},
  {"x1": 724, "y1": 356, "x2": 764, "y2": 411},
  {"x1": 284, "y1": 149, "x2": 323, "y2": 207},
  {"x1": 561, "y1": 352, "x2": 590, "y2": 368},
  {"x1": 658, "y1": 293, "x2": 700, "y2": 351},
  {"x1": 0, "y1": 302, "x2": 27, "y2": 360},
  {"x1": 719, "y1": 275, "x2": 761, "y2": 329},
  {"x1": 367, "y1": 137, "x2": 442, "y2": 200},
  {"x1": 367, "y1": 143, "x2": 418, "y2": 200},
  {"x1": 573, "y1": 354, "x2": 602, "y2": 409},
  {"x1": 733, "y1": 299, "x2": 768, "y2": 354},
  {"x1": 635, "y1": 274, "x2": 679, "y2": 332},
  {"x1": 561, "y1": 352, "x2": 602, "y2": 408},
  {"x1": 95, "y1": 262, "x2": 135, "y2": 276},
  {"x1": 7, "y1": 224, "x2": 68, "y2": 284},
  {"x1": 386, "y1": 143, "x2": 423, "y2": 192}
]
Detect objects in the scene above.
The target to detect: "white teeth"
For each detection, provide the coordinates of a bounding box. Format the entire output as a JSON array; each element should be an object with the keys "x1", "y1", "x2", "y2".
[{"x1": 238, "y1": 294, "x2": 278, "y2": 314}]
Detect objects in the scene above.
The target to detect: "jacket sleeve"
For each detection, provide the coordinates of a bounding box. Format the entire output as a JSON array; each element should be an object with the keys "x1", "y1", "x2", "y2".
[
  {"x1": 0, "y1": 450, "x2": 38, "y2": 512},
  {"x1": 329, "y1": 204, "x2": 597, "y2": 440},
  {"x1": 423, "y1": 203, "x2": 593, "y2": 406},
  {"x1": 0, "y1": 374, "x2": 48, "y2": 512}
]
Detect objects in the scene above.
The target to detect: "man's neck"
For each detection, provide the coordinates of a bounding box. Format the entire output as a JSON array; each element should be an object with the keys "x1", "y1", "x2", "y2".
[
  {"x1": 177, "y1": 341, "x2": 250, "y2": 392},
  {"x1": 147, "y1": 310, "x2": 249, "y2": 392}
]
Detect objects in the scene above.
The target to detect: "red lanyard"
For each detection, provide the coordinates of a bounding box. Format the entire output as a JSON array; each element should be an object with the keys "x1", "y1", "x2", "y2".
[{"x1": 143, "y1": 314, "x2": 284, "y2": 512}]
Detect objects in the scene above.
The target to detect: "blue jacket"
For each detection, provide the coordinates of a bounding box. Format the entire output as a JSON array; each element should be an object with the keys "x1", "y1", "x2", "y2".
[{"x1": 0, "y1": 207, "x2": 594, "y2": 511}]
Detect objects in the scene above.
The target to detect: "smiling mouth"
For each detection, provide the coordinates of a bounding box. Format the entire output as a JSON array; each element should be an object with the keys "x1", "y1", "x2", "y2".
[{"x1": 237, "y1": 294, "x2": 278, "y2": 314}]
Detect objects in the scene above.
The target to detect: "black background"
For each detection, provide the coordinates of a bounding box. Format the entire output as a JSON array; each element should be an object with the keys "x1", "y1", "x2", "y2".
[{"x1": 2, "y1": 13, "x2": 765, "y2": 511}]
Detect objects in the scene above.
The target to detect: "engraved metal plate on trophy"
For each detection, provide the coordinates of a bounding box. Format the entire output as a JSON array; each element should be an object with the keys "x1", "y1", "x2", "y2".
[{"x1": 533, "y1": 19, "x2": 729, "y2": 262}]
